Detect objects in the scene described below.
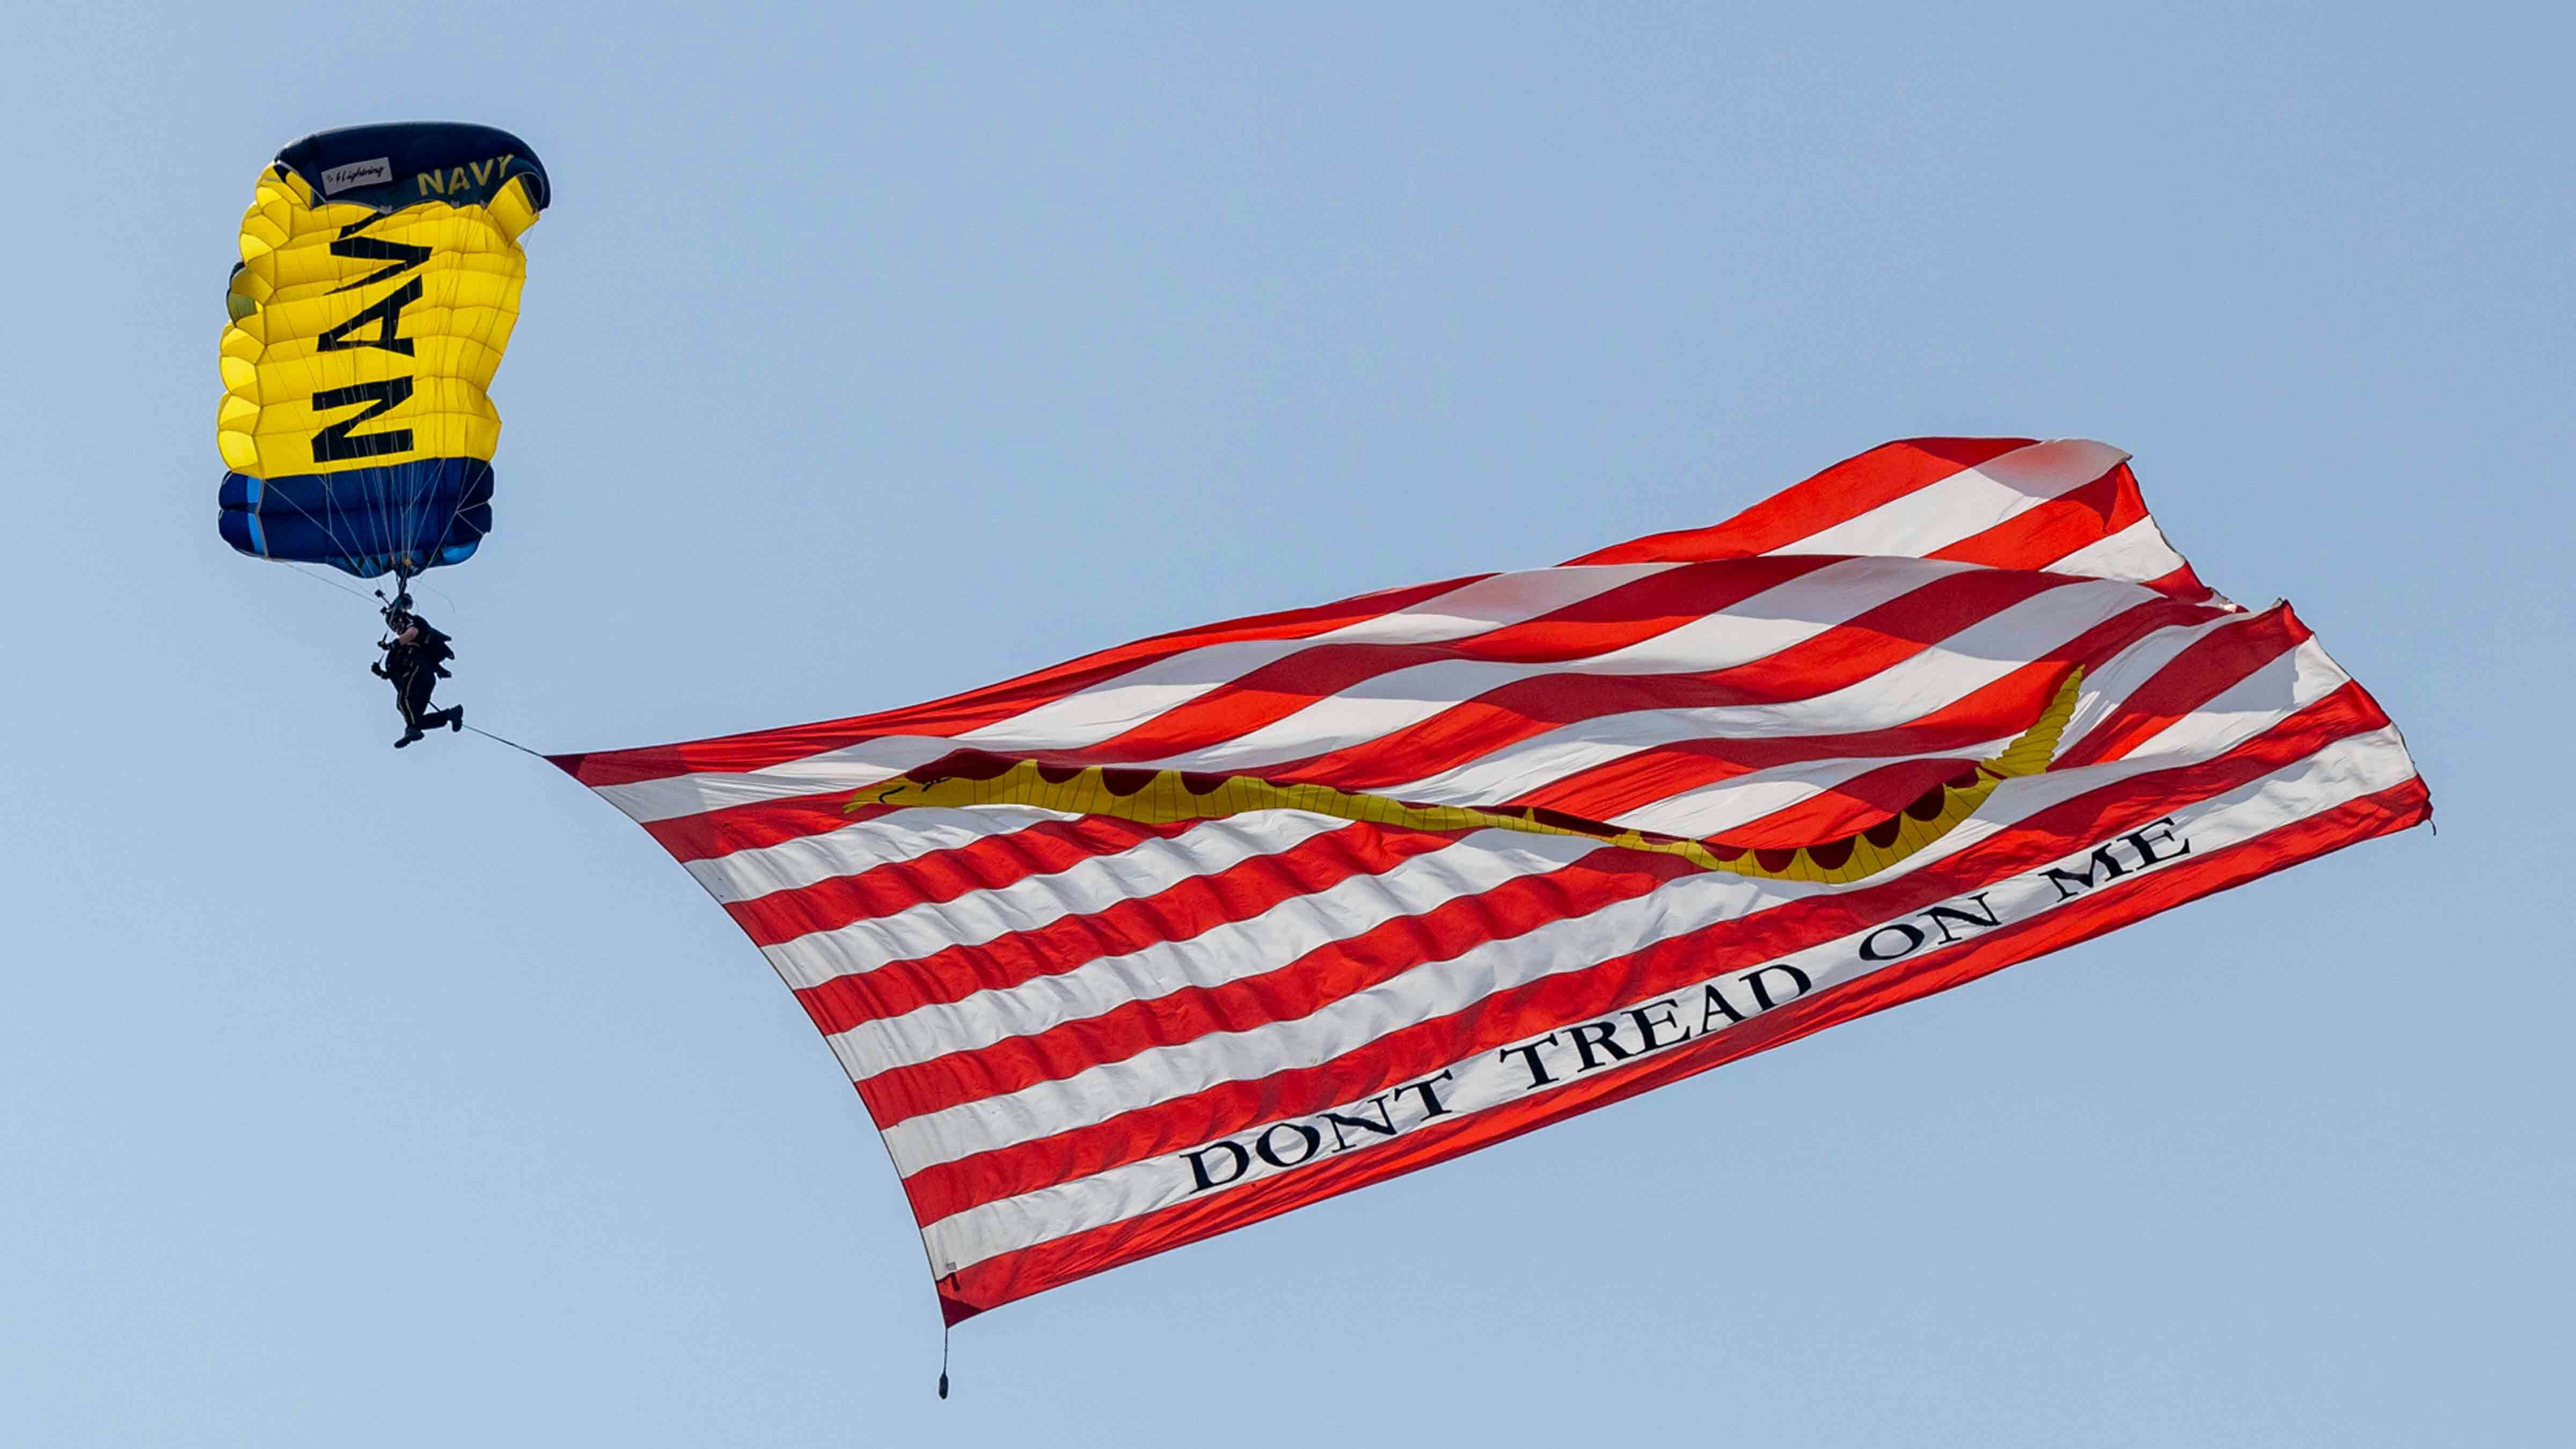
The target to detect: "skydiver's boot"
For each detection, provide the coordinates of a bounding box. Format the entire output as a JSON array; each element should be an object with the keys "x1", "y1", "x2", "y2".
[
  {"x1": 396, "y1": 728, "x2": 425, "y2": 748},
  {"x1": 449, "y1": 704, "x2": 465, "y2": 733}
]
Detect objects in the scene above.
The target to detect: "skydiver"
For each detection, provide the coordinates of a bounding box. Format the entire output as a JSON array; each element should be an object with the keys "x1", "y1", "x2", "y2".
[{"x1": 373, "y1": 609, "x2": 463, "y2": 748}]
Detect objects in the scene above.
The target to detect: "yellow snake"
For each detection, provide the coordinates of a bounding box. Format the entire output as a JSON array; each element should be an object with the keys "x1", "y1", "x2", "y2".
[{"x1": 846, "y1": 667, "x2": 2083, "y2": 885}]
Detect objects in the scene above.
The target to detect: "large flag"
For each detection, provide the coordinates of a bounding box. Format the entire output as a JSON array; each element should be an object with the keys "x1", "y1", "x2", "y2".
[{"x1": 553, "y1": 438, "x2": 2427, "y2": 1322}]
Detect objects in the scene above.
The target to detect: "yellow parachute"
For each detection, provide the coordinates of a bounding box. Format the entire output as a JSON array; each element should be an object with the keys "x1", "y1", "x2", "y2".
[{"x1": 216, "y1": 123, "x2": 548, "y2": 579}]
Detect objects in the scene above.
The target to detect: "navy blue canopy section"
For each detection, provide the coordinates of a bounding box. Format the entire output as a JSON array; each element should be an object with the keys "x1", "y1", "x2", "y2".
[
  {"x1": 274, "y1": 121, "x2": 549, "y2": 215},
  {"x1": 218, "y1": 461, "x2": 493, "y2": 579}
]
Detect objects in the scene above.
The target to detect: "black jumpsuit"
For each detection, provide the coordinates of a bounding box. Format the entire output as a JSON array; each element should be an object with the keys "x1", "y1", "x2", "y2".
[{"x1": 377, "y1": 623, "x2": 458, "y2": 742}]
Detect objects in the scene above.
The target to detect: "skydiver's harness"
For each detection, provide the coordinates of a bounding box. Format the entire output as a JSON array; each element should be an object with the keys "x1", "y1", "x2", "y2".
[
  {"x1": 374, "y1": 571, "x2": 446, "y2": 653},
  {"x1": 374, "y1": 580, "x2": 455, "y2": 692},
  {"x1": 375, "y1": 575, "x2": 416, "y2": 645}
]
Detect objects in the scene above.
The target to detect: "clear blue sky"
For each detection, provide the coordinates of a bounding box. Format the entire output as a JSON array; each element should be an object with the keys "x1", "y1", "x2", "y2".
[{"x1": 4, "y1": 4, "x2": 2566, "y2": 1444}]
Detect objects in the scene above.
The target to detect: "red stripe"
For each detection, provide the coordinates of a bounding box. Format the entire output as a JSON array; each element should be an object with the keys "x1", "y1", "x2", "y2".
[
  {"x1": 554, "y1": 574, "x2": 1483, "y2": 788},
  {"x1": 790, "y1": 822, "x2": 1462, "y2": 1035},
  {"x1": 893, "y1": 685, "x2": 2392, "y2": 1225},
  {"x1": 851, "y1": 845, "x2": 1705, "y2": 1125},
  {"x1": 1564, "y1": 438, "x2": 2031, "y2": 566},
  {"x1": 2143, "y1": 559, "x2": 2212, "y2": 601},
  {"x1": 1932, "y1": 461, "x2": 2143, "y2": 570},
  {"x1": 1521, "y1": 661, "x2": 2084, "y2": 846},
  {"x1": 1067, "y1": 556, "x2": 1839, "y2": 764},
  {"x1": 644, "y1": 791, "x2": 1114, "y2": 862},
  {"x1": 1517, "y1": 596, "x2": 2223, "y2": 838},
  {"x1": 640, "y1": 790, "x2": 885, "y2": 861},
  {"x1": 725, "y1": 814, "x2": 1191, "y2": 947},
  {"x1": 1250, "y1": 566, "x2": 2103, "y2": 794},
  {"x1": 2055, "y1": 604, "x2": 2314, "y2": 772},
  {"x1": 935, "y1": 773, "x2": 2430, "y2": 1322}
]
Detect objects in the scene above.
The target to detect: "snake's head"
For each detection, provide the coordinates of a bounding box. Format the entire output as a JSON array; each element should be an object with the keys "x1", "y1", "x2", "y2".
[{"x1": 845, "y1": 777, "x2": 927, "y2": 814}]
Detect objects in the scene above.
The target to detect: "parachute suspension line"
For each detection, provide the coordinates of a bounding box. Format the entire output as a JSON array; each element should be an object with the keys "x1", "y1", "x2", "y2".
[
  {"x1": 263, "y1": 474, "x2": 364, "y2": 572},
  {"x1": 279, "y1": 560, "x2": 380, "y2": 606}
]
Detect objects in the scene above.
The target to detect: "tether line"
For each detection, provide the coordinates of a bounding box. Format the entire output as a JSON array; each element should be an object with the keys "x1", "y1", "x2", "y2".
[{"x1": 462, "y1": 723, "x2": 551, "y2": 762}]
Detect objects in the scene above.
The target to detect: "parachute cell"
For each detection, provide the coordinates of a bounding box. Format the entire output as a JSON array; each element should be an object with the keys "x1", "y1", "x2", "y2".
[{"x1": 214, "y1": 122, "x2": 546, "y2": 579}]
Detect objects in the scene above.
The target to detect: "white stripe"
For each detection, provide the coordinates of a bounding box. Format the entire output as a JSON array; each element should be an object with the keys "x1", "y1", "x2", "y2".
[
  {"x1": 2050, "y1": 609, "x2": 2255, "y2": 754},
  {"x1": 1317, "y1": 564, "x2": 1685, "y2": 645},
  {"x1": 758, "y1": 811, "x2": 1356, "y2": 990},
  {"x1": 2121, "y1": 634, "x2": 2352, "y2": 766},
  {"x1": 917, "y1": 722, "x2": 2420, "y2": 1272},
  {"x1": 872, "y1": 632, "x2": 2358, "y2": 1170},
  {"x1": 595, "y1": 566, "x2": 1679, "y2": 821},
  {"x1": 1136, "y1": 557, "x2": 1983, "y2": 775},
  {"x1": 950, "y1": 639, "x2": 1330, "y2": 752},
  {"x1": 1767, "y1": 440, "x2": 2129, "y2": 559},
  {"x1": 1612, "y1": 606, "x2": 2284, "y2": 838},
  {"x1": 592, "y1": 735, "x2": 961, "y2": 824},
  {"x1": 818, "y1": 825, "x2": 1629, "y2": 1078},
  {"x1": 2047, "y1": 515, "x2": 2192, "y2": 588},
  {"x1": 956, "y1": 566, "x2": 1678, "y2": 751},
  {"x1": 1607, "y1": 742, "x2": 2017, "y2": 841},
  {"x1": 1393, "y1": 577, "x2": 2155, "y2": 810},
  {"x1": 685, "y1": 806, "x2": 1069, "y2": 903}
]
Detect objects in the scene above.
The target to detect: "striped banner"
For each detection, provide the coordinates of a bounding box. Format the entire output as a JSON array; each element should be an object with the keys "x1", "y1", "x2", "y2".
[{"x1": 553, "y1": 438, "x2": 2428, "y2": 1321}]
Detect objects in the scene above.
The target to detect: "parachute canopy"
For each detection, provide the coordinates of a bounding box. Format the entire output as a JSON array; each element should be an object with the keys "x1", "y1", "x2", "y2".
[{"x1": 216, "y1": 122, "x2": 547, "y2": 579}]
